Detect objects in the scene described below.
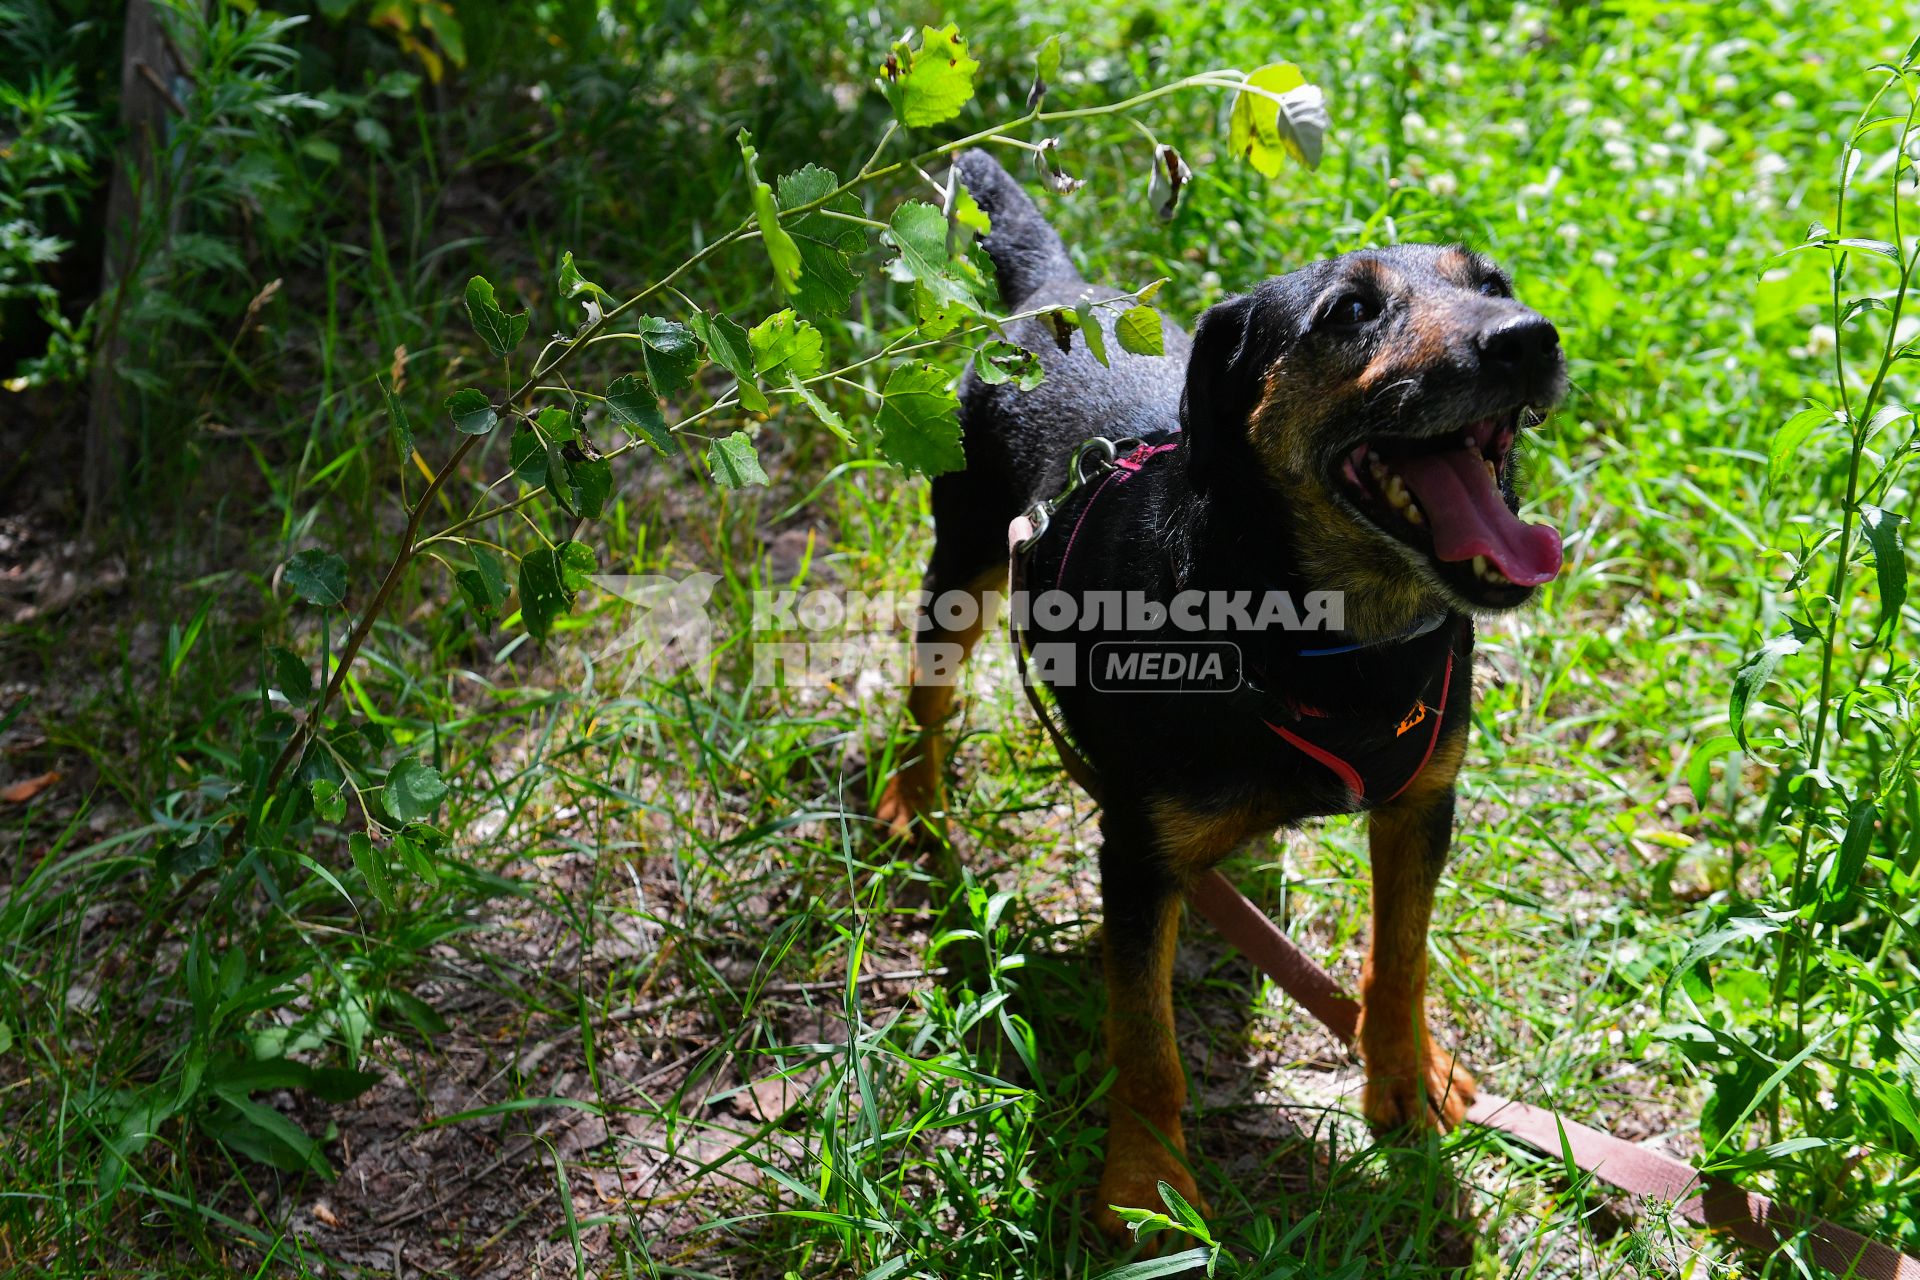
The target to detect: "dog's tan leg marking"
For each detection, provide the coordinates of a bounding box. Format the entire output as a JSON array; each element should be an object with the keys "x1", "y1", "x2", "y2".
[
  {"x1": 1091, "y1": 880, "x2": 1205, "y2": 1247},
  {"x1": 875, "y1": 565, "x2": 1006, "y2": 840},
  {"x1": 1357, "y1": 730, "x2": 1478, "y2": 1130}
]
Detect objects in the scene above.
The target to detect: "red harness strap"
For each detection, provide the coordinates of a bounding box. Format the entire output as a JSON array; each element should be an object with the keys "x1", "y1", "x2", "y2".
[{"x1": 1262, "y1": 649, "x2": 1454, "y2": 804}]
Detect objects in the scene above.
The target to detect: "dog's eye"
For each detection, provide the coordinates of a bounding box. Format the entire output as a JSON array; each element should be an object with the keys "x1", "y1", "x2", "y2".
[
  {"x1": 1320, "y1": 293, "x2": 1380, "y2": 327},
  {"x1": 1476, "y1": 277, "x2": 1511, "y2": 298}
]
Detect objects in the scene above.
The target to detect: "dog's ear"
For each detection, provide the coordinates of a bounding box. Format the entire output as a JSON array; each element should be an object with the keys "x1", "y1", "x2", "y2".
[{"x1": 1178, "y1": 293, "x2": 1266, "y2": 489}]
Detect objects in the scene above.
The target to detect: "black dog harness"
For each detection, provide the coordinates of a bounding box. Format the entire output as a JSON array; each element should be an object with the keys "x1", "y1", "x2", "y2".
[{"x1": 1014, "y1": 435, "x2": 1458, "y2": 806}]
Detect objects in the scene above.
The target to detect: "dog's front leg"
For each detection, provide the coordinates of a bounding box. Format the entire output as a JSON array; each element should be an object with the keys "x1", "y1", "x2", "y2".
[
  {"x1": 1092, "y1": 815, "x2": 1205, "y2": 1241},
  {"x1": 1357, "y1": 734, "x2": 1477, "y2": 1131}
]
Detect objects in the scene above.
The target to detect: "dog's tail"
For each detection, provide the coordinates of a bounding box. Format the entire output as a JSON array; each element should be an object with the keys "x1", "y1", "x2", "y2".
[{"x1": 953, "y1": 149, "x2": 1079, "y2": 307}]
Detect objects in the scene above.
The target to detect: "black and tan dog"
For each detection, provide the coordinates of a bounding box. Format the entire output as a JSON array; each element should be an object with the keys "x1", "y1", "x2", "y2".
[{"x1": 875, "y1": 151, "x2": 1566, "y2": 1236}]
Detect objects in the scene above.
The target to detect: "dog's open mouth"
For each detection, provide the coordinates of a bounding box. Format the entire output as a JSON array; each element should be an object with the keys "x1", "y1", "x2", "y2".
[{"x1": 1338, "y1": 413, "x2": 1563, "y2": 593}]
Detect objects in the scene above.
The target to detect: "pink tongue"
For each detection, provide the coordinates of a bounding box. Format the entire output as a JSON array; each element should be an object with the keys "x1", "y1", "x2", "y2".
[{"x1": 1394, "y1": 448, "x2": 1563, "y2": 586}]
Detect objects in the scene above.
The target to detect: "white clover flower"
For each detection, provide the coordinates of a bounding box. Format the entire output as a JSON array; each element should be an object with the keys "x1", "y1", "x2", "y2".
[
  {"x1": 1664, "y1": 121, "x2": 1690, "y2": 142},
  {"x1": 1771, "y1": 90, "x2": 1798, "y2": 111},
  {"x1": 1593, "y1": 250, "x2": 1619, "y2": 269},
  {"x1": 1807, "y1": 323, "x2": 1838, "y2": 357},
  {"x1": 1712, "y1": 72, "x2": 1739, "y2": 95},
  {"x1": 1596, "y1": 117, "x2": 1626, "y2": 139},
  {"x1": 1428, "y1": 171, "x2": 1459, "y2": 198},
  {"x1": 1755, "y1": 153, "x2": 1791, "y2": 179},
  {"x1": 1566, "y1": 97, "x2": 1593, "y2": 116},
  {"x1": 1402, "y1": 109, "x2": 1429, "y2": 133},
  {"x1": 1556, "y1": 222, "x2": 1581, "y2": 243}
]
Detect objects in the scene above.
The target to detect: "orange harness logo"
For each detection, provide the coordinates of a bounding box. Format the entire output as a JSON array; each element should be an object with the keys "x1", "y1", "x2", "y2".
[{"x1": 1395, "y1": 701, "x2": 1428, "y2": 737}]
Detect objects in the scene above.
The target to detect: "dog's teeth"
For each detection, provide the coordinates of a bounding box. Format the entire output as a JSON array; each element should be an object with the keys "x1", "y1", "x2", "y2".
[
  {"x1": 1369, "y1": 457, "x2": 1389, "y2": 483},
  {"x1": 1471, "y1": 555, "x2": 1509, "y2": 585},
  {"x1": 1405, "y1": 503, "x2": 1424, "y2": 526},
  {"x1": 1483, "y1": 456, "x2": 1498, "y2": 481}
]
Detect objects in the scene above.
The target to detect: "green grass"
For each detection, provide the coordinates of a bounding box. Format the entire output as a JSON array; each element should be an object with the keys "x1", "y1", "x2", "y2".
[{"x1": 1, "y1": 0, "x2": 1917, "y2": 1276}]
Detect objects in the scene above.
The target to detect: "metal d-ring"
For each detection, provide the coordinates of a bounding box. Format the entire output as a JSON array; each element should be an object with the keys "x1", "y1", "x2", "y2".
[{"x1": 1013, "y1": 435, "x2": 1145, "y2": 557}]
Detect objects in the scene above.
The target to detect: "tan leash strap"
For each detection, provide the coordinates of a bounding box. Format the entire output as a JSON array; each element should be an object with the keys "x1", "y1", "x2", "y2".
[
  {"x1": 1187, "y1": 869, "x2": 1920, "y2": 1279},
  {"x1": 1009, "y1": 513, "x2": 1107, "y2": 806}
]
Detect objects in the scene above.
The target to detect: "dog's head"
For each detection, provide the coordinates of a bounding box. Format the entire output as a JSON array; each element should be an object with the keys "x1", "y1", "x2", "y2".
[{"x1": 1179, "y1": 244, "x2": 1566, "y2": 620}]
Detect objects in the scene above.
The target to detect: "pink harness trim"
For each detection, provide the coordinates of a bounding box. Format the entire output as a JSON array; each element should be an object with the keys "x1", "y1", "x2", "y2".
[{"x1": 1053, "y1": 440, "x2": 1180, "y2": 591}]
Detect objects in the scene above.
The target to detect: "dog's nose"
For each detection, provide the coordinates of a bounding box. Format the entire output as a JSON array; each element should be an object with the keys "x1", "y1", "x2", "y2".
[{"x1": 1477, "y1": 314, "x2": 1560, "y2": 374}]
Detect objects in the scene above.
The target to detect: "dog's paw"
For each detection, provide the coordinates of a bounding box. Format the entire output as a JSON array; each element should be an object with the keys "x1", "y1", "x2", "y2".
[
  {"x1": 873, "y1": 768, "x2": 938, "y2": 842},
  {"x1": 1092, "y1": 1136, "x2": 1209, "y2": 1251},
  {"x1": 1362, "y1": 1041, "x2": 1477, "y2": 1133}
]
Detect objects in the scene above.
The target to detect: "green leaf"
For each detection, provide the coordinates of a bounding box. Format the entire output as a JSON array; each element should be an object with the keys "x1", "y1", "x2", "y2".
[
  {"x1": 1156, "y1": 1180, "x2": 1212, "y2": 1240},
  {"x1": 455, "y1": 547, "x2": 511, "y2": 620},
  {"x1": 689, "y1": 311, "x2": 768, "y2": 413},
  {"x1": 887, "y1": 201, "x2": 983, "y2": 311},
  {"x1": 201, "y1": 1096, "x2": 331, "y2": 1176},
  {"x1": 510, "y1": 424, "x2": 549, "y2": 486},
  {"x1": 1860, "y1": 504, "x2": 1908, "y2": 643},
  {"x1": 1660, "y1": 915, "x2": 1782, "y2": 1012},
  {"x1": 547, "y1": 445, "x2": 613, "y2": 518},
  {"x1": 534, "y1": 404, "x2": 576, "y2": 442},
  {"x1": 310, "y1": 779, "x2": 346, "y2": 824},
  {"x1": 348, "y1": 832, "x2": 394, "y2": 911},
  {"x1": 605, "y1": 373, "x2": 671, "y2": 454},
  {"x1": 912, "y1": 281, "x2": 971, "y2": 338},
  {"x1": 1860, "y1": 1074, "x2": 1920, "y2": 1147},
  {"x1": 953, "y1": 183, "x2": 991, "y2": 237},
  {"x1": 1115, "y1": 305, "x2": 1164, "y2": 356},
  {"x1": 879, "y1": 24, "x2": 979, "y2": 128},
  {"x1": 445, "y1": 388, "x2": 498, "y2": 436},
  {"x1": 1090, "y1": 1249, "x2": 1215, "y2": 1280},
  {"x1": 1074, "y1": 296, "x2": 1111, "y2": 367},
  {"x1": 379, "y1": 378, "x2": 413, "y2": 459},
  {"x1": 285, "y1": 549, "x2": 347, "y2": 606},
  {"x1": 739, "y1": 131, "x2": 802, "y2": 293},
  {"x1": 1228, "y1": 63, "x2": 1328, "y2": 175},
  {"x1": 749, "y1": 310, "x2": 825, "y2": 382},
  {"x1": 707, "y1": 431, "x2": 770, "y2": 488},
  {"x1": 518, "y1": 541, "x2": 596, "y2": 640},
  {"x1": 309, "y1": 775, "x2": 347, "y2": 825},
  {"x1": 383, "y1": 757, "x2": 447, "y2": 824},
  {"x1": 1729, "y1": 631, "x2": 1805, "y2": 748},
  {"x1": 1685, "y1": 734, "x2": 1742, "y2": 806},
  {"x1": 974, "y1": 340, "x2": 1044, "y2": 390},
  {"x1": 265, "y1": 645, "x2": 311, "y2": 701},
  {"x1": 636, "y1": 315, "x2": 701, "y2": 398},
  {"x1": 464, "y1": 275, "x2": 529, "y2": 357},
  {"x1": 1819, "y1": 794, "x2": 1879, "y2": 910},
  {"x1": 1767, "y1": 407, "x2": 1833, "y2": 494},
  {"x1": 556, "y1": 250, "x2": 611, "y2": 306},
  {"x1": 777, "y1": 165, "x2": 866, "y2": 322},
  {"x1": 1033, "y1": 34, "x2": 1064, "y2": 107},
  {"x1": 786, "y1": 373, "x2": 851, "y2": 443},
  {"x1": 876, "y1": 362, "x2": 964, "y2": 477}
]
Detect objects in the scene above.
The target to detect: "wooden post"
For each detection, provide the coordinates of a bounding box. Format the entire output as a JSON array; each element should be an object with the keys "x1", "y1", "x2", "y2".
[{"x1": 85, "y1": 0, "x2": 190, "y2": 527}]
